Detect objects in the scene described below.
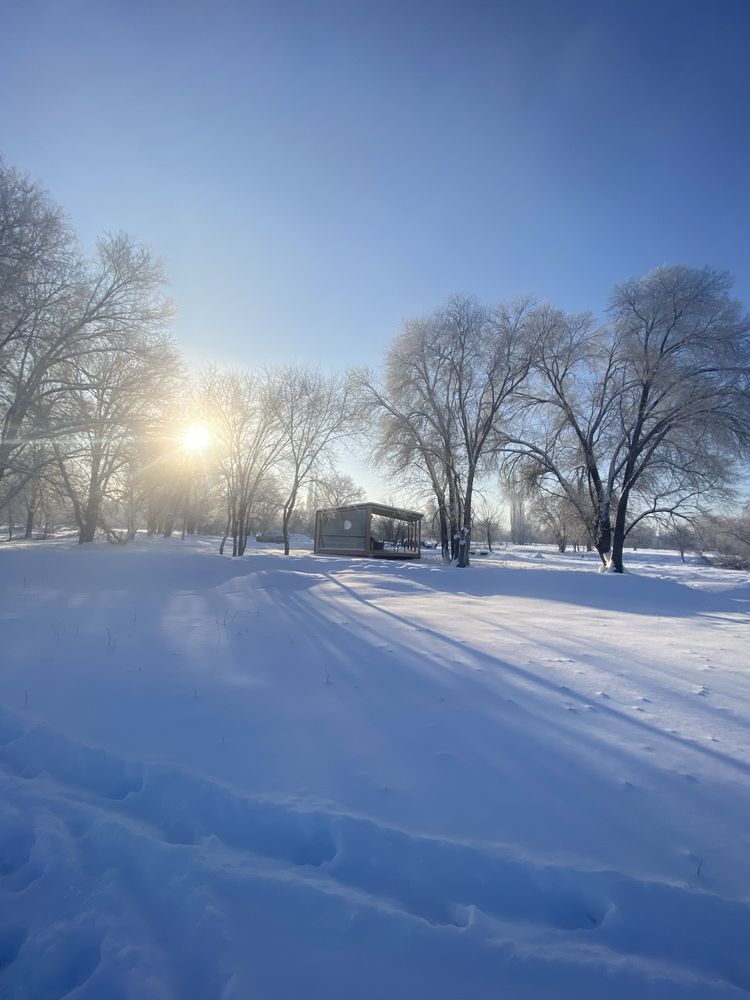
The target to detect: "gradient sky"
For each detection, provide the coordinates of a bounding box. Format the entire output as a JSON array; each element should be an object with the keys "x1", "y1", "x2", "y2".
[{"x1": 3, "y1": 0, "x2": 750, "y2": 376}]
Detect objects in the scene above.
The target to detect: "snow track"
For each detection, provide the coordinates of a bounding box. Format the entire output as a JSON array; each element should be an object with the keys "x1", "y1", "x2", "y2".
[{"x1": 2, "y1": 706, "x2": 750, "y2": 998}]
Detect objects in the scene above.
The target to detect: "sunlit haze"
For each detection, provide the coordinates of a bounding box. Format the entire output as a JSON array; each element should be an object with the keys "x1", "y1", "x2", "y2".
[{"x1": 182, "y1": 423, "x2": 211, "y2": 453}]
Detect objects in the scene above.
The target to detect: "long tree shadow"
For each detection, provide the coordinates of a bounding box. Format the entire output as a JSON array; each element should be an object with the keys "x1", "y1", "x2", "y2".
[
  {"x1": 322, "y1": 571, "x2": 750, "y2": 780},
  {"x1": 330, "y1": 555, "x2": 750, "y2": 619}
]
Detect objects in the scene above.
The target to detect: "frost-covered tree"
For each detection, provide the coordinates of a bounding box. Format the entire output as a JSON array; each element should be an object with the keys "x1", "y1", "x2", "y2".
[
  {"x1": 704, "y1": 505, "x2": 750, "y2": 570},
  {"x1": 356, "y1": 369, "x2": 454, "y2": 560},
  {"x1": 312, "y1": 471, "x2": 365, "y2": 509},
  {"x1": 604, "y1": 266, "x2": 749, "y2": 571},
  {"x1": 507, "y1": 267, "x2": 750, "y2": 572},
  {"x1": 274, "y1": 368, "x2": 355, "y2": 555},
  {"x1": 362, "y1": 295, "x2": 536, "y2": 566},
  {"x1": 0, "y1": 158, "x2": 72, "y2": 485},
  {"x1": 198, "y1": 368, "x2": 285, "y2": 557},
  {"x1": 527, "y1": 488, "x2": 586, "y2": 553},
  {"x1": 51, "y1": 332, "x2": 180, "y2": 543},
  {"x1": 0, "y1": 158, "x2": 176, "y2": 544},
  {"x1": 472, "y1": 497, "x2": 502, "y2": 551},
  {"x1": 507, "y1": 480, "x2": 532, "y2": 545},
  {"x1": 0, "y1": 166, "x2": 170, "y2": 490}
]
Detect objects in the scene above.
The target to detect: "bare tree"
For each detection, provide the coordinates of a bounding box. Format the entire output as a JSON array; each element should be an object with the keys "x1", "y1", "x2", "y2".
[
  {"x1": 472, "y1": 496, "x2": 501, "y2": 551},
  {"x1": 507, "y1": 478, "x2": 533, "y2": 545},
  {"x1": 198, "y1": 368, "x2": 284, "y2": 556},
  {"x1": 527, "y1": 488, "x2": 585, "y2": 553},
  {"x1": 0, "y1": 163, "x2": 170, "y2": 491},
  {"x1": 604, "y1": 266, "x2": 750, "y2": 571},
  {"x1": 274, "y1": 368, "x2": 355, "y2": 555},
  {"x1": 313, "y1": 470, "x2": 365, "y2": 509},
  {"x1": 506, "y1": 268, "x2": 750, "y2": 571},
  {"x1": 51, "y1": 332, "x2": 181, "y2": 543},
  {"x1": 708, "y1": 505, "x2": 750, "y2": 569},
  {"x1": 664, "y1": 516, "x2": 699, "y2": 563},
  {"x1": 10, "y1": 442, "x2": 63, "y2": 538},
  {"x1": 363, "y1": 295, "x2": 536, "y2": 566},
  {"x1": 1, "y1": 160, "x2": 73, "y2": 485},
  {"x1": 356, "y1": 370, "x2": 454, "y2": 560},
  {"x1": 503, "y1": 307, "x2": 620, "y2": 560}
]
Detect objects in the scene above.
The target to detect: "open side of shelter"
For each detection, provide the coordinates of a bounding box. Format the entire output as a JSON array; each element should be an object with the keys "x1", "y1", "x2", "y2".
[{"x1": 314, "y1": 502, "x2": 423, "y2": 558}]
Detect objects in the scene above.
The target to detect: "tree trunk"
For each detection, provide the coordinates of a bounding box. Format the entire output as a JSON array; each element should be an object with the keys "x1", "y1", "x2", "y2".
[
  {"x1": 79, "y1": 461, "x2": 102, "y2": 543},
  {"x1": 609, "y1": 492, "x2": 630, "y2": 573},
  {"x1": 237, "y1": 502, "x2": 249, "y2": 556},
  {"x1": 181, "y1": 485, "x2": 191, "y2": 542},
  {"x1": 219, "y1": 506, "x2": 231, "y2": 555},
  {"x1": 593, "y1": 508, "x2": 611, "y2": 565},
  {"x1": 426, "y1": 471, "x2": 450, "y2": 562},
  {"x1": 440, "y1": 523, "x2": 450, "y2": 560},
  {"x1": 436, "y1": 499, "x2": 450, "y2": 562},
  {"x1": 24, "y1": 505, "x2": 35, "y2": 540},
  {"x1": 457, "y1": 475, "x2": 474, "y2": 568},
  {"x1": 79, "y1": 505, "x2": 99, "y2": 543},
  {"x1": 0, "y1": 403, "x2": 28, "y2": 487},
  {"x1": 448, "y1": 476, "x2": 462, "y2": 561},
  {"x1": 282, "y1": 483, "x2": 298, "y2": 556}
]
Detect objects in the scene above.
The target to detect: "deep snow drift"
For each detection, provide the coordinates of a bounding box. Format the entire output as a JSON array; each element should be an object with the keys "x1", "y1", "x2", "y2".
[{"x1": 1, "y1": 538, "x2": 749, "y2": 999}]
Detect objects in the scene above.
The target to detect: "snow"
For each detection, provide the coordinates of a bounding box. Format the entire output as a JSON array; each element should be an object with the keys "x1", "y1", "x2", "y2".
[{"x1": 1, "y1": 538, "x2": 749, "y2": 999}]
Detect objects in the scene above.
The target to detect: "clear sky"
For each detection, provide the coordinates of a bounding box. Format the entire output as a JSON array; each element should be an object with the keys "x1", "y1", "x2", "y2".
[{"x1": 3, "y1": 0, "x2": 750, "y2": 376}]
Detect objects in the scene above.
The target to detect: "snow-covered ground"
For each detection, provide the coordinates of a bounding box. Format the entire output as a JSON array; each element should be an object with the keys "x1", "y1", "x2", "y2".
[{"x1": 1, "y1": 538, "x2": 749, "y2": 999}]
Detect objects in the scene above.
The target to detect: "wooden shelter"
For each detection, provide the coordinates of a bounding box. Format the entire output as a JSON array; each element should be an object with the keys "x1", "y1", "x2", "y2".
[{"x1": 314, "y1": 502, "x2": 423, "y2": 559}]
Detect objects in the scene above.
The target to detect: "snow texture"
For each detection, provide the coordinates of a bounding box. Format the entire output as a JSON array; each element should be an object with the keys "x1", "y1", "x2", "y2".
[{"x1": 1, "y1": 537, "x2": 749, "y2": 998}]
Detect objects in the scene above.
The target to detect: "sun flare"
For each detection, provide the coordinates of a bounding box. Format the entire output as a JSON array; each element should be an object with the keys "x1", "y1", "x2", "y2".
[{"x1": 182, "y1": 423, "x2": 211, "y2": 452}]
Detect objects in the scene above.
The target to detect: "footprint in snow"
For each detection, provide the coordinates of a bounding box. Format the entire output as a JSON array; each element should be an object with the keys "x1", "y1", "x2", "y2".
[{"x1": 695, "y1": 686, "x2": 710, "y2": 696}]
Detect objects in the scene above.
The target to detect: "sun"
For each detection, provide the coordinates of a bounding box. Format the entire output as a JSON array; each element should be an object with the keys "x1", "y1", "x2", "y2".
[{"x1": 182, "y1": 423, "x2": 211, "y2": 452}]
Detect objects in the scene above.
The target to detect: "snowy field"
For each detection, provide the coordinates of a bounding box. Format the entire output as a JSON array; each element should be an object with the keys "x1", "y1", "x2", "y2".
[{"x1": 1, "y1": 538, "x2": 749, "y2": 999}]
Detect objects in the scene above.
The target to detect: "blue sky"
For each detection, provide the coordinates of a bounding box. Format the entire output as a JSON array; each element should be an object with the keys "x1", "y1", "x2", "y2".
[{"x1": 3, "y1": 0, "x2": 750, "y2": 375}]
